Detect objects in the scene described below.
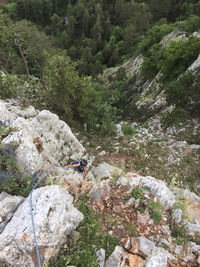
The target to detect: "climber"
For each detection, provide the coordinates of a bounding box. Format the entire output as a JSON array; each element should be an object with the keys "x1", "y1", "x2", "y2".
[{"x1": 65, "y1": 159, "x2": 88, "y2": 187}]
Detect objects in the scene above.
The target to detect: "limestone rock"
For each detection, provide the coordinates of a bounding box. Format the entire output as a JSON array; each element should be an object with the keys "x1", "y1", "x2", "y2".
[
  {"x1": 138, "y1": 236, "x2": 155, "y2": 257},
  {"x1": 105, "y1": 246, "x2": 124, "y2": 267},
  {"x1": 0, "y1": 192, "x2": 24, "y2": 234},
  {"x1": 0, "y1": 185, "x2": 84, "y2": 267},
  {"x1": 188, "y1": 52, "x2": 200, "y2": 73},
  {"x1": 92, "y1": 162, "x2": 122, "y2": 180},
  {"x1": 96, "y1": 248, "x2": 105, "y2": 267},
  {"x1": 145, "y1": 253, "x2": 168, "y2": 267},
  {"x1": 172, "y1": 209, "x2": 183, "y2": 224},
  {"x1": 117, "y1": 175, "x2": 175, "y2": 210},
  {"x1": 89, "y1": 180, "x2": 111, "y2": 202},
  {"x1": 160, "y1": 30, "x2": 187, "y2": 46},
  {"x1": 0, "y1": 100, "x2": 87, "y2": 180},
  {"x1": 174, "y1": 245, "x2": 183, "y2": 255}
]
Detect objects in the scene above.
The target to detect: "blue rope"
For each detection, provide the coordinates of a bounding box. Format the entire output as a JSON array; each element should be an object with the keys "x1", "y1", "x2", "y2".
[{"x1": 29, "y1": 177, "x2": 43, "y2": 267}]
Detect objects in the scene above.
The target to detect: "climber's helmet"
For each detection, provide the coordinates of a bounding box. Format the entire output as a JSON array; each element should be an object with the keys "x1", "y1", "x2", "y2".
[{"x1": 80, "y1": 159, "x2": 87, "y2": 166}]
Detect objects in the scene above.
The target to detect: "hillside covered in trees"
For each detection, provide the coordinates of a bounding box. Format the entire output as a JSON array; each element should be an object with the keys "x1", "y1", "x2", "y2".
[{"x1": 0, "y1": 0, "x2": 200, "y2": 133}]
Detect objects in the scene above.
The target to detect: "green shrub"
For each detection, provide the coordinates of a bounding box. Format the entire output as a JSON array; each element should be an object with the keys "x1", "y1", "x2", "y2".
[
  {"x1": 177, "y1": 15, "x2": 200, "y2": 33},
  {"x1": 0, "y1": 121, "x2": 39, "y2": 196},
  {"x1": 161, "y1": 107, "x2": 190, "y2": 127},
  {"x1": 125, "y1": 224, "x2": 137, "y2": 236},
  {"x1": 137, "y1": 24, "x2": 174, "y2": 54},
  {"x1": 159, "y1": 36, "x2": 200, "y2": 81},
  {"x1": 149, "y1": 200, "x2": 163, "y2": 224},
  {"x1": 121, "y1": 124, "x2": 137, "y2": 136},
  {"x1": 131, "y1": 187, "x2": 144, "y2": 199},
  {"x1": 49, "y1": 193, "x2": 119, "y2": 266}
]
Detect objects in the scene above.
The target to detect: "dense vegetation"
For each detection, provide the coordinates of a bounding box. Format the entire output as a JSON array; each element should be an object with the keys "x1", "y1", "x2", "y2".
[{"x1": 0, "y1": 0, "x2": 200, "y2": 132}]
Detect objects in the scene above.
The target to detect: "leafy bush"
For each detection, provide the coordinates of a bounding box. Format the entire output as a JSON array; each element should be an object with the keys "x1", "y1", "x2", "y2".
[
  {"x1": 177, "y1": 15, "x2": 200, "y2": 33},
  {"x1": 137, "y1": 24, "x2": 174, "y2": 54},
  {"x1": 149, "y1": 200, "x2": 163, "y2": 224},
  {"x1": 161, "y1": 107, "x2": 190, "y2": 127},
  {"x1": 49, "y1": 193, "x2": 119, "y2": 267},
  {"x1": 121, "y1": 124, "x2": 137, "y2": 136},
  {"x1": 159, "y1": 36, "x2": 200, "y2": 81},
  {"x1": 140, "y1": 43, "x2": 163, "y2": 80}
]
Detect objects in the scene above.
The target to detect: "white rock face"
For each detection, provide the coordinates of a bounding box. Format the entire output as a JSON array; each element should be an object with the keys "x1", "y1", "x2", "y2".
[
  {"x1": 188, "y1": 53, "x2": 200, "y2": 73},
  {"x1": 92, "y1": 162, "x2": 122, "y2": 180},
  {"x1": 89, "y1": 180, "x2": 111, "y2": 202},
  {"x1": 145, "y1": 253, "x2": 168, "y2": 267},
  {"x1": 0, "y1": 192, "x2": 24, "y2": 234},
  {"x1": 160, "y1": 30, "x2": 187, "y2": 46},
  {"x1": 96, "y1": 248, "x2": 106, "y2": 267},
  {"x1": 117, "y1": 175, "x2": 176, "y2": 210},
  {"x1": 105, "y1": 246, "x2": 124, "y2": 267},
  {"x1": 0, "y1": 100, "x2": 86, "y2": 179},
  {"x1": 0, "y1": 185, "x2": 84, "y2": 267}
]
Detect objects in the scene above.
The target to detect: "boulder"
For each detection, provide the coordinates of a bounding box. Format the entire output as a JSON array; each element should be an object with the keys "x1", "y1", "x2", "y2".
[
  {"x1": 105, "y1": 246, "x2": 124, "y2": 267},
  {"x1": 89, "y1": 180, "x2": 111, "y2": 202},
  {"x1": 0, "y1": 185, "x2": 84, "y2": 267},
  {"x1": 117, "y1": 175, "x2": 175, "y2": 210},
  {"x1": 188, "y1": 53, "x2": 200, "y2": 73},
  {"x1": 145, "y1": 253, "x2": 168, "y2": 267},
  {"x1": 96, "y1": 248, "x2": 105, "y2": 267},
  {"x1": 1, "y1": 100, "x2": 87, "y2": 179},
  {"x1": 121, "y1": 237, "x2": 175, "y2": 266},
  {"x1": 0, "y1": 192, "x2": 24, "y2": 234},
  {"x1": 92, "y1": 162, "x2": 122, "y2": 180},
  {"x1": 138, "y1": 236, "x2": 155, "y2": 257}
]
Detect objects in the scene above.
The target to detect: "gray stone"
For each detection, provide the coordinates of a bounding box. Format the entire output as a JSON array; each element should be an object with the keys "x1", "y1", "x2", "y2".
[
  {"x1": 0, "y1": 185, "x2": 84, "y2": 267},
  {"x1": 186, "y1": 241, "x2": 200, "y2": 255},
  {"x1": 145, "y1": 253, "x2": 168, "y2": 267},
  {"x1": 174, "y1": 245, "x2": 183, "y2": 255},
  {"x1": 104, "y1": 246, "x2": 124, "y2": 267},
  {"x1": 125, "y1": 198, "x2": 136, "y2": 207},
  {"x1": 126, "y1": 175, "x2": 175, "y2": 210},
  {"x1": 0, "y1": 192, "x2": 24, "y2": 234},
  {"x1": 1, "y1": 101, "x2": 87, "y2": 179},
  {"x1": 183, "y1": 220, "x2": 200, "y2": 234},
  {"x1": 92, "y1": 162, "x2": 122, "y2": 180},
  {"x1": 159, "y1": 238, "x2": 172, "y2": 249},
  {"x1": 160, "y1": 30, "x2": 187, "y2": 46},
  {"x1": 99, "y1": 150, "x2": 106, "y2": 156},
  {"x1": 138, "y1": 236, "x2": 155, "y2": 257},
  {"x1": 89, "y1": 181, "x2": 111, "y2": 202},
  {"x1": 188, "y1": 52, "x2": 200, "y2": 73},
  {"x1": 134, "y1": 199, "x2": 140, "y2": 208},
  {"x1": 96, "y1": 248, "x2": 105, "y2": 267},
  {"x1": 116, "y1": 176, "x2": 128, "y2": 186},
  {"x1": 172, "y1": 209, "x2": 183, "y2": 224}
]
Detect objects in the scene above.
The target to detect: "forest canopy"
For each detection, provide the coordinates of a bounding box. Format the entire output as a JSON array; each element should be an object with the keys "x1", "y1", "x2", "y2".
[{"x1": 0, "y1": 0, "x2": 200, "y2": 132}]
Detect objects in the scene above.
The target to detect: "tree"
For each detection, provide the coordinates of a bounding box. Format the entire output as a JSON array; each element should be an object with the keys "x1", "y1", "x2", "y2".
[
  {"x1": 0, "y1": 10, "x2": 15, "y2": 73},
  {"x1": 12, "y1": 20, "x2": 52, "y2": 79},
  {"x1": 44, "y1": 53, "x2": 99, "y2": 125}
]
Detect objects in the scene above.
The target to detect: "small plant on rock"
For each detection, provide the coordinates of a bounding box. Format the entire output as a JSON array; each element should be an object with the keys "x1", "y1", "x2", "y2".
[
  {"x1": 149, "y1": 200, "x2": 163, "y2": 224},
  {"x1": 121, "y1": 124, "x2": 137, "y2": 136}
]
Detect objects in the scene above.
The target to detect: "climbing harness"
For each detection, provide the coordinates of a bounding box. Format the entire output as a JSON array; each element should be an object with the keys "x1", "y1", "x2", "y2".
[{"x1": 29, "y1": 175, "x2": 44, "y2": 267}]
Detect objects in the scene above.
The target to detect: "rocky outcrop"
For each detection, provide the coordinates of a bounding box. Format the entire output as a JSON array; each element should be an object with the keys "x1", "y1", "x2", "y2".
[
  {"x1": 0, "y1": 192, "x2": 24, "y2": 234},
  {"x1": 0, "y1": 100, "x2": 88, "y2": 184},
  {"x1": 105, "y1": 246, "x2": 124, "y2": 267},
  {"x1": 89, "y1": 180, "x2": 111, "y2": 202},
  {"x1": 102, "y1": 55, "x2": 144, "y2": 85},
  {"x1": 188, "y1": 52, "x2": 200, "y2": 73},
  {"x1": 117, "y1": 174, "x2": 175, "y2": 210},
  {"x1": 0, "y1": 185, "x2": 84, "y2": 267},
  {"x1": 92, "y1": 162, "x2": 122, "y2": 180},
  {"x1": 104, "y1": 236, "x2": 176, "y2": 267}
]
